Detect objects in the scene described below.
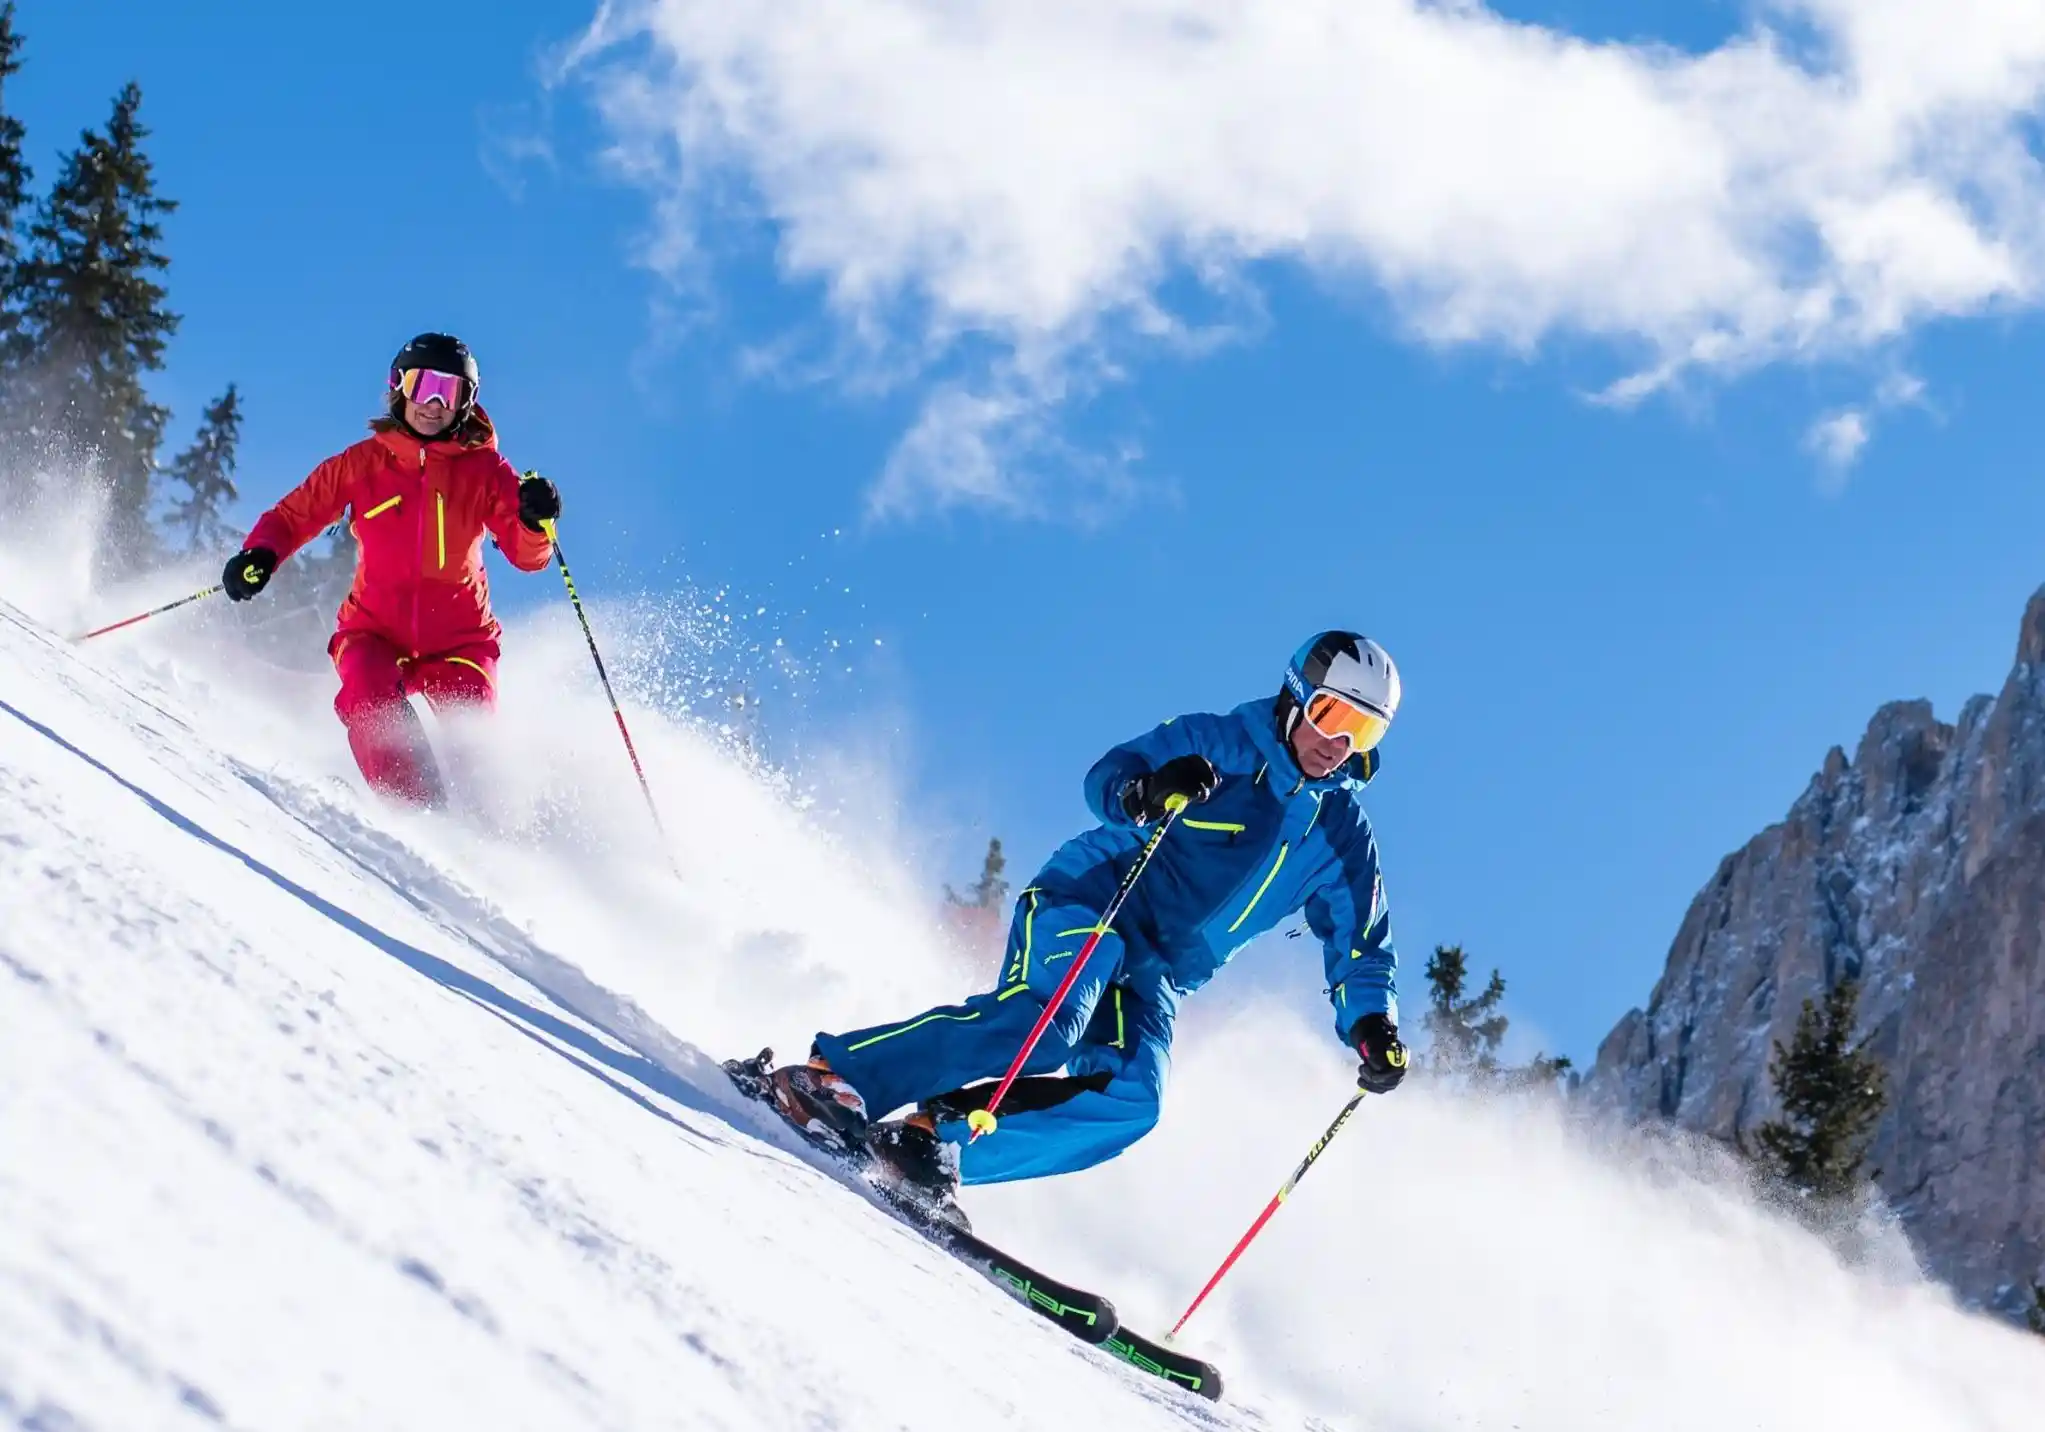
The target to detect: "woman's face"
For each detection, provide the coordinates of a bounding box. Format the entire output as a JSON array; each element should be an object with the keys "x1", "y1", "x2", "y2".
[{"x1": 405, "y1": 396, "x2": 456, "y2": 437}]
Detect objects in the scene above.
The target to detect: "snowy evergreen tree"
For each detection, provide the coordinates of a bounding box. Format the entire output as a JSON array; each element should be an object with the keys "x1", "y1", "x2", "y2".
[
  {"x1": 1749, "y1": 977, "x2": 1887, "y2": 1204},
  {"x1": 947, "y1": 838, "x2": 1010, "y2": 911},
  {"x1": 162, "y1": 384, "x2": 241, "y2": 554},
  {"x1": 6, "y1": 82, "x2": 179, "y2": 565},
  {"x1": 2026, "y1": 1282, "x2": 2045, "y2": 1338}
]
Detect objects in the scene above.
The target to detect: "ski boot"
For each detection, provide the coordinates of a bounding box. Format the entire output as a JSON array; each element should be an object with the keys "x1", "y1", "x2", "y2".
[
  {"x1": 723, "y1": 1048, "x2": 871, "y2": 1154},
  {"x1": 867, "y1": 1111, "x2": 970, "y2": 1233}
]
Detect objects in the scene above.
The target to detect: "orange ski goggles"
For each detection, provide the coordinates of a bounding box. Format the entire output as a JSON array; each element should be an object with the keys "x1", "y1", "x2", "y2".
[{"x1": 1302, "y1": 688, "x2": 1392, "y2": 752}]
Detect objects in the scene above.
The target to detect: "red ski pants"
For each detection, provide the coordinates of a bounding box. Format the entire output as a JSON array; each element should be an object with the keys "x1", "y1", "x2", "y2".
[{"x1": 331, "y1": 631, "x2": 498, "y2": 806}]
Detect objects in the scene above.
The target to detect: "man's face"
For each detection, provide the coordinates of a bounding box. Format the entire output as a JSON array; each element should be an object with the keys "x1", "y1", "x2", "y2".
[{"x1": 1289, "y1": 718, "x2": 1351, "y2": 779}]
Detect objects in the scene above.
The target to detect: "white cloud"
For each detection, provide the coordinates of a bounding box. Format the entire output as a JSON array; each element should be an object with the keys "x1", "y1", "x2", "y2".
[
  {"x1": 1806, "y1": 409, "x2": 1872, "y2": 488},
  {"x1": 1803, "y1": 364, "x2": 1932, "y2": 486},
  {"x1": 566, "y1": 0, "x2": 2045, "y2": 514}
]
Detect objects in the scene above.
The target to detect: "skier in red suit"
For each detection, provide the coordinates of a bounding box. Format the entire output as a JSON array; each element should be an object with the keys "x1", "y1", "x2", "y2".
[{"x1": 223, "y1": 333, "x2": 561, "y2": 806}]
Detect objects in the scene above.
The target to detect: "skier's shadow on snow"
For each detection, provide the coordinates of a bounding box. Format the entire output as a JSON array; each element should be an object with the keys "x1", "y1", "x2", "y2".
[{"x1": 0, "y1": 695, "x2": 728, "y2": 1149}]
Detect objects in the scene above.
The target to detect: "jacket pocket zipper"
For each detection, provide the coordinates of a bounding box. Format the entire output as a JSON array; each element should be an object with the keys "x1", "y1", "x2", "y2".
[{"x1": 1227, "y1": 842, "x2": 1289, "y2": 934}]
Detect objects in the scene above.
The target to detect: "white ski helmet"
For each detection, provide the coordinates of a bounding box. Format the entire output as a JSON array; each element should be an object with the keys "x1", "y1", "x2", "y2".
[{"x1": 1280, "y1": 631, "x2": 1401, "y2": 753}]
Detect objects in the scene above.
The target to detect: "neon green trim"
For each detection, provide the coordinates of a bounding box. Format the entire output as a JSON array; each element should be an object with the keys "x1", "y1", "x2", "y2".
[
  {"x1": 361, "y1": 495, "x2": 402, "y2": 520},
  {"x1": 997, "y1": 984, "x2": 1033, "y2": 1001},
  {"x1": 1055, "y1": 926, "x2": 1107, "y2": 939},
  {"x1": 1181, "y1": 818, "x2": 1246, "y2": 834},
  {"x1": 1104, "y1": 1336, "x2": 1205, "y2": 1390},
  {"x1": 443, "y1": 655, "x2": 494, "y2": 687},
  {"x1": 1301, "y1": 798, "x2": 1323, "y2": 841},
  {"x1": 845, "y1": 1009, "x2": 980, "y2": 1053},
  {"x1": 1002, "y1": 889, "x2": 1040, "y2": 988},
  {"x1": 1113, "y1": 987, "x2": 1126, "y2": 1050},
  {"x1": 990, "y1": 1268, "x2": 1101, "y2": 1326},
  {"x1": 1228, "y1": 842, "x2": 1289, "y2": 933}
]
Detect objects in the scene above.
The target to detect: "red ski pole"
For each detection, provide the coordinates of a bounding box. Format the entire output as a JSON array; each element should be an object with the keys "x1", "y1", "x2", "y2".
[
  {"x1": 1165, "y1": 1089, "x2": 1367, "y2": 1340},
  {"x1": 72, "y1": 585, "x2": 224, "y2": 643},
  {"x1": 966, "y1": 794, "x2": 1187, "y2": 1143}
]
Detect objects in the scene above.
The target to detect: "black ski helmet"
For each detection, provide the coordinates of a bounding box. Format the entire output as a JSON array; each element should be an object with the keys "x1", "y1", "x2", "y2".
[{"x1": 387, "y1": 332, "x2": 480, "y2": 431}]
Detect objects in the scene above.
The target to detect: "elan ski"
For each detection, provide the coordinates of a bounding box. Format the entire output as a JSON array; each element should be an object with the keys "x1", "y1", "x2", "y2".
[
  {"x1": 721, "y1": 1049, "x2": 1221, "y2": 1399},
  {"x1": 1105, "y1": 1328, "x2": 1224, "y2": 1401},
  {"x1": 937, "y1": 1226, "x2": 1118, "y2": 1345}
]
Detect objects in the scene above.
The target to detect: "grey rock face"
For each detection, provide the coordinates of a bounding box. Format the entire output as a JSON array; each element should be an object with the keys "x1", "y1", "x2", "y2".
[{"x1": 1587, "y1": 586, "x2": 2045, "y2": 1314}]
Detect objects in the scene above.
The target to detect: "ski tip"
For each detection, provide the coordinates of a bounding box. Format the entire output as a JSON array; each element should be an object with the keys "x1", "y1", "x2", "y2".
[{"x1": 1104, "y1": 1329, "x2": 1224, "y2": 1401}]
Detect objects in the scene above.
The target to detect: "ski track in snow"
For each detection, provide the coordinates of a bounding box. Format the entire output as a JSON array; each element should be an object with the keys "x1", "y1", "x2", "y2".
[{"x1": 5, "y1": 551, "x2": 2045, "y2": 1431}]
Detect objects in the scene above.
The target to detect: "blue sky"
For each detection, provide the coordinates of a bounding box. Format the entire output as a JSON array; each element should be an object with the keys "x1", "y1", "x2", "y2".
[{"x1": 18, "y1": 0, "x2": 2045, "y2": 1064}]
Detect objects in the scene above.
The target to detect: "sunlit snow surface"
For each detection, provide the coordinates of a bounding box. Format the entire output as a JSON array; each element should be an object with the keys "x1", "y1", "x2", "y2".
[{"x1": 4, "y1": 529, "x2": 2042, "y2": 1430}]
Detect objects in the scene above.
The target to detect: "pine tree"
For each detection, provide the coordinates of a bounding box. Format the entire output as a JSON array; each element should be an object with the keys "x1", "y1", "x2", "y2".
[
  {"x1": 2026, "y1": 1282, "x2": 2045, "y2": 1338},
  {"x1": 163, "y1": 383, "x2": 240, "y2": 554},
  {"x1": 1422, "y1": 943, "x2": 1573, "y2": 1086},
  {"x1": 947, "y1": 838, "x2": 1010, "y2": 910},
  {"x1": 1749, "y1": 976, "x2": 1888, "y2": 1203},
  {"x1": 1423, "y1": 944, "x2": 1508, "y2": 1075},
  {"x1": 0, "y1": 4, "x2": 31, "y2": 305},
  {"x1": 7, "y1": 82, "x2": 179, "y2": 565},
  {"x1": 0, "y1": 4, "x2": 31, "y2": 497},
  {"x1": 1515, "y1": 1052, "x2": 1576, "y2": 1088}
]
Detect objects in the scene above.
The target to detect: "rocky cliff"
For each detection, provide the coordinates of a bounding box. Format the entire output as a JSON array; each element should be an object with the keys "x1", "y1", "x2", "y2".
[{"x1": 1588, "y1": 587, "x2": 2045, "y2": 1315}]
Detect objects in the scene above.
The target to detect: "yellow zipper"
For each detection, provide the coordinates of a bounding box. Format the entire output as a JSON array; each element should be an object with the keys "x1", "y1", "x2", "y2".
[
  {"x1": 361, "y1": 495, "x2": 402, "y2": 520},
  {"x1": 1228, "y1": 842, "x2": 1289, "y2": 933},
  {"x1": 1182, "y1": 818, "x2": 1247, "y2": 834},
  {"x1": 435, "y1": 492, "x2": 446, "y2": 569}
]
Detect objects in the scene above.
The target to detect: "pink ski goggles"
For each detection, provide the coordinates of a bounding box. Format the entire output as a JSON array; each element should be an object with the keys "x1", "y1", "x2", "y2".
[{"x1": 391, "y1": 367, "x2": 470, "y2": 409}]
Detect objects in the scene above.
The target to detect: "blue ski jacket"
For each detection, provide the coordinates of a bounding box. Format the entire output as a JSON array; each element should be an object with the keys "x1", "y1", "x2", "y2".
[{"x1": 1029, "y1": 698, "x2": 1399, "y2": 1043}]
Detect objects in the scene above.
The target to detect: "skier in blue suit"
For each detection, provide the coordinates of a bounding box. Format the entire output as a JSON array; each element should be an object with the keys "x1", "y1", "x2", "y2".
[{"x1": 747, "y1": 631, "x2": 1410, "y2": 1224}]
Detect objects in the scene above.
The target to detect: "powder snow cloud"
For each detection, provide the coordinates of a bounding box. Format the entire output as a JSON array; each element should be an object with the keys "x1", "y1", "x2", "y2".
[{"x1": 566, "y1": 0, "x2": 2045, "y2": 514}]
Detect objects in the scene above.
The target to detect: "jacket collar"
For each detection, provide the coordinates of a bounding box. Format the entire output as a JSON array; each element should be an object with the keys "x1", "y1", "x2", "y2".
[
  {"x1": 1232, "y1": 697, "x2": 1378, "y2": 802},
  {"x1": 370, "y1": 404, "x2": 499, "y2": 465}
]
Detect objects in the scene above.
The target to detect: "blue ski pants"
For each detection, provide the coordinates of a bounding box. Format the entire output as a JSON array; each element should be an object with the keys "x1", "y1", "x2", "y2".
[{"x1": 813, "y1": 889, "x2": 1179, "y2": 1185}]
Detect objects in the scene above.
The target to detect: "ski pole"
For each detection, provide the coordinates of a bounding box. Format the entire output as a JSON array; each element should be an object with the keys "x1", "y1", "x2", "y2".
[
  {"x1": 967, "y1": 794, "x2": 1188, "y2": 1143},
  {"x1": 1165, "y1": 1088, "x2": 1367, "y2": 1340},
  {"x1": 72, "y1": 585, "x2": 224, "y2": 643},
  {"x1": 540, "y1": 518, "x2": 678, "y2": 876}
]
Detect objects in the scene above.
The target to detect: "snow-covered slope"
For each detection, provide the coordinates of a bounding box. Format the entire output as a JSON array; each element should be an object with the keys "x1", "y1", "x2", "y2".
[
  {"x1": 0, "y1": 596, "x2": 1242, "y2": 1430},
  {"x1": 5, "y1": 543, "x2": 2044, "y2": 1430}
]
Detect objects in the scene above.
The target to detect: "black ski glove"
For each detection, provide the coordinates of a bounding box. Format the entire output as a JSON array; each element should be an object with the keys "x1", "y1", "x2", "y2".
[
  {"x1": 1120, "y1": 754, "x2": 1220, "y2": 825},
  {"x1": 222, "y1": 548, "x2": 278, "y2": 603},
  {"x1": 1351, "y1": 1013, "x2": 1409, "y2": 1094},
  {"x1": 518, "y1": 472, "x2": 561, "y2": 532}
]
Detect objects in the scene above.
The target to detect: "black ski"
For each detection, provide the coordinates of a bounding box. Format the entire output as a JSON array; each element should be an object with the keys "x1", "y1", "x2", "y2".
[
  {"x1": 1104, "y1": 1327, "x2": 1224, "y2": 1402},
  {"x1": 721, "y1": 1050, "x2": 1220, "y2": 1395},
  {"x1": 933, "y1": 1226, "x2": 1117, "y2": 1345}
]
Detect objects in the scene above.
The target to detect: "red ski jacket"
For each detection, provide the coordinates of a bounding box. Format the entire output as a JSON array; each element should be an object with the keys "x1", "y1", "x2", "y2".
[{"x1": 244, "y1": 408, "x2": 553, "y2": 657}]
